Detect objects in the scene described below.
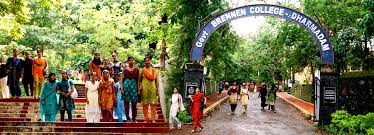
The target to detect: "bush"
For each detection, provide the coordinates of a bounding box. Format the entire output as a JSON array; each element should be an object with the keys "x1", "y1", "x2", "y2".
[
  {"x1": 177, "y1": 104, "x2": 192, "y2": 123},
  {"x1": 291, "y1": 84, "x2": 313, "y2": 103},
  {"x1": 320, "y1": 110, "x2": 374, "y2": 134},
  {"x1": 368, "y1": 128, "x2": 374, "y2": 135}
]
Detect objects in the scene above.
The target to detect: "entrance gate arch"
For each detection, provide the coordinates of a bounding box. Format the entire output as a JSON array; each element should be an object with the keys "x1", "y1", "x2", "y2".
[
  {"x1": 189, "y1": 4, "x2": 338, "y2": 124},
  {"x1": 190, "y1": 4, "x2": 334, "y2": 64}
]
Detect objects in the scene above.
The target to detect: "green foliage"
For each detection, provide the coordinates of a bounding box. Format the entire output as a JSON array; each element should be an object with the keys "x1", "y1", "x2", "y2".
[
  {"x1": 1, "y1": 0, "x2": 374, "y2": 116},
  {"x1": 0, "y1": 0, "x2": 30, "y2": 40},
  {"x1": 341, "y1": 70, "x2": 374, "y2": 78},
  {"x1": 358, "y1": 0, "x2": 374, "y2": 38},
  {"x1": 368, "y1": 128, "x2": 374, "y2": 135},
  {"x1": 176, "y1": 103, "x2": 192, "y2": 123},
  {"x1": 164, "y1": 0, "x2": 240, "y2": 97},
  {"x1": 291, "y1": 84, "x2": 312, "y2": 103},
  {"x1": 320, "y1": 110, "x2": 374, "y2": 135},
  {"x1": 1, "y1": 0, "x2": 169, "y2": 73}
]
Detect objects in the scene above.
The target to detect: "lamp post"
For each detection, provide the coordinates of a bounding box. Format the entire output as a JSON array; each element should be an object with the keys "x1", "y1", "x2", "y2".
[{"x1": 197, "y1": 9, "x2": 221, "y2": 33}]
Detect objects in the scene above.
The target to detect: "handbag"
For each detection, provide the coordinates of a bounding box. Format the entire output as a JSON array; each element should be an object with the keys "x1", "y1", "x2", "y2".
[
  {"x1": 229, "y1": 94, "x2": 237, "y2": 104},
  {"x1": 68, "y1": 80, "x2": 78, "y2": 99},
  {"x1": 179, "y1": 94, "x2": 185, "y2": 111}
]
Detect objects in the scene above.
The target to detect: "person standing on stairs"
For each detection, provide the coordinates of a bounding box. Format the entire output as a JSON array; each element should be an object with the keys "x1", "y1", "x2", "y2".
[
  {"x1": 110, "y1": 53, "x2": 122, "y2": 83},
  {"x1": 89, "y1": 52, "x2": 102, "y2": 81},
  {"x1": 21, "y1": 51, "x2": 34, "y2": 98},
  {"x1": 40, "y1": 73, "x2": 58, "y2": 122},
  {"x1": 0, "y1": 55, "x2": 10, "y2": 98},
  {"x1": 121, "y1": 56, "x2": 139, "y2": 122},
  {"x1": 6, "y1": 49, "x2": 22, "y2": 98},
  {"x1": 100, "y1": 58, "x2": 113, "y2": 79},
  {"x1": 85, "y1": 72, "x2": 101, "y2": 122},
  {"x1": 33, "y1": 50, "x2": 48, "y2": 98},
  {"x1": 114, "y1": 76, "x2": 125, "y2": 122},
  {"x1": 99, "y1": 70, "x2": 116, "y2": 122},
  {"x1": 56, "y1": 70, "x2": 75, "y2": 122},
  {"x1": 138, "y1": 56, "x2": 159, "y2": 123}
]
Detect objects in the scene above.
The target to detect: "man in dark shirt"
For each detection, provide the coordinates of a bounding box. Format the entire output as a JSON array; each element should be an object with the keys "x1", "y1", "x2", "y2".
[
  {"x1": 6, "y1": 49, "x2": 22, "y2": 97},
  {"x1": 21, "y1": 51, "x2": 34, "y2": 97}
]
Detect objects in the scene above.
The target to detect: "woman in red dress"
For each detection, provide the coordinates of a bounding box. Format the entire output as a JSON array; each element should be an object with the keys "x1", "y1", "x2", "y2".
[{"x1": 190, "y1": 88, "x2": 206, "y2": 133}]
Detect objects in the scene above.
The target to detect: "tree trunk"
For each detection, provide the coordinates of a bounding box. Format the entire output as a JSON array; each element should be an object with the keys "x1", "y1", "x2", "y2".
[{"x1": 160, "y1": 38, "x2": 166, "y2": 70}]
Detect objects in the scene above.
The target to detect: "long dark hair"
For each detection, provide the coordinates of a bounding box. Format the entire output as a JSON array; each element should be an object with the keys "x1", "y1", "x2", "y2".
[
  {"x1": 143, "y1": 56, "x2": 151, "y2": 62},
  {"x1": 48, "y1": 73, "x2": 56, "y2": 83},
  {"x1": 127, "y1": 56, "x2": 134, "y2": 61},
  {"x1": 92, "y1": 52, "x2": 101, "y2": 65}
]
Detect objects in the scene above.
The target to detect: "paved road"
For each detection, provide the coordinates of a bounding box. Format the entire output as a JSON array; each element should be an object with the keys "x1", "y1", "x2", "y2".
[{"x1": 170, "y1": 92, "x2": 327, "y2": 135}]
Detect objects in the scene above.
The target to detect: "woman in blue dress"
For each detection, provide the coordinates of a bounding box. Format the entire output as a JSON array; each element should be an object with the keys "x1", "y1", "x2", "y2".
[{"x1": 39, "y1": 73, "x2": 58, "y2": 122}]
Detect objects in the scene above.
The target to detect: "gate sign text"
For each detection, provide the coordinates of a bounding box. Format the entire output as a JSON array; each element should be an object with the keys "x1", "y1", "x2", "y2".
[{"x1": 190, "y1": 4, "x2": 334, "y2": 64}]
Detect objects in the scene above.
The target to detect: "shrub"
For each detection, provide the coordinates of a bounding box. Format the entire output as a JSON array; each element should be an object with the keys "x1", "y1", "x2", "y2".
[
  {"x1": 367, "y1": 128, "x2": 374, "y2": 135},
  {"x1": 320, "y1": 110, "x2": 374, "y2": 134},
  {"x1": 177, "y1": 105, "x2": 193, "y2": 124}
]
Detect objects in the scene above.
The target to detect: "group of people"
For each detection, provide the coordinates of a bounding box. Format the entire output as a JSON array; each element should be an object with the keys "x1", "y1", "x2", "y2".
[
  {"x1": 0, "y1": 49, "x2": 48, "y2": 99},
  {"x1": 0, "y1": 49, "x2": 161, "y2": 123},
  {"x1": 40, "y1": 52, "x2": 160, "y2": 123},
  {"x1": 227, "y1": 81, "x2": 251, "y2": 114},
  {"x1": 226, "y1": 81, "x2": 278, "y2": 114},
  {"x1": 258, "y1": 83, "x2": 278, "y2": 113},
  {"x1": 83, "y1": 53, "x2": 160, "y2": 123}
]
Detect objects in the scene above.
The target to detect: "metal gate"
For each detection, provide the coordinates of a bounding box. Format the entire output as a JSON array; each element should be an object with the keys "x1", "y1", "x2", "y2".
[{"x1": 314, "y1": 77, "x2": 320, "y2": 121}]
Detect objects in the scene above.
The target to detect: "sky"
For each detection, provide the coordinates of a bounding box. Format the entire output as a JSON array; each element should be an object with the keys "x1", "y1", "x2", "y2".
[{"x1": 226, "y1": 0, "x2": 300, "y2": 36}]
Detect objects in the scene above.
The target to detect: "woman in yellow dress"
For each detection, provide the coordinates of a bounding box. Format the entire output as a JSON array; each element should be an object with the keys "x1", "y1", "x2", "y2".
[
  {"x1": 33, "y1": 50, "x2": 48, "y2": 98},
  {"x1": 138, "y1": 57, "x2": 159, "y2": 123}
]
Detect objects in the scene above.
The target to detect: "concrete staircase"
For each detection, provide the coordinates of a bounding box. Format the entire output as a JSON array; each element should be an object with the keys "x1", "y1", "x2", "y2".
[{"x1": 0, "y1": 98, "x2": 169, "y2": 134}]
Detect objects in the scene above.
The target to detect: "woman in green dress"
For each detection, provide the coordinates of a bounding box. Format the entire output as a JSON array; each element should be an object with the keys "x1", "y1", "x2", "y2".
[
  {"x1": 39, "y1": 73, "x2": 58, "y2": 122},
  {"x1": 138, "y1": 56, "x2": 159, "y2": 123},
  {"x1": 267, "y1": 84, "x2": 277, "y2": 113}
]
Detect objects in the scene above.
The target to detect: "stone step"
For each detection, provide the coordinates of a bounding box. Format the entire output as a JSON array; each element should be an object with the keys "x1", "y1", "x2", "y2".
[
  {"x1": 0, "y1": 98, "x2": 87, "y2": 103},
  {"x1": 0, "y1": 107, "x2": 162, "y2": 114},
  {"x1": 0, "y1": 121, "x2": 168, "y2": 127},
  {"x1": 0, "y1": 132, "x2": 127, "y2": 135},
  {"x1": 0, "y1": 112, "x2": 163, "y2": 120},
  {"x1": 0, "y1": 106, "x2": 161, "y2": 111},
  {"x1": 0, "y1": 114, "x2": 163, "y2": 121},
  {"x1": 0, "y1": 104, "x2": 161, "y2": 110},
  {"x1": 0, "y1": 118, "x2": 165, "y2": 122},
  {"x1": 0, "y1": 103, "x2": 88, "y2": 107},
  {"x1": 0, "y1": 109, "x2": 86, "y2": 114},
  {"x1": 0, "y1": 109, "x2": 162, "y2": 115},
  {"x1": 0, "y1": 126, "x2": 169, "y2": 133}
]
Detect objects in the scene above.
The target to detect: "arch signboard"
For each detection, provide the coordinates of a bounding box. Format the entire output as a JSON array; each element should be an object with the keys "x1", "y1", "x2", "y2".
[{"x1": 190, "y1": 4, "x2": 334, "y2": 64}]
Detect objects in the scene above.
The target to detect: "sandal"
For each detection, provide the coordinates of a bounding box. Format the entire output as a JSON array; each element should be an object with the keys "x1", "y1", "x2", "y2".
[{"x1": 198, "y1": 127, "x2": 204, "y2": 132}]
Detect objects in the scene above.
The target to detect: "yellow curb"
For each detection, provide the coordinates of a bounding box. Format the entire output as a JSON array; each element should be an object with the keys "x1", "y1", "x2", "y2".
[
  {"x1": 203, "y1": 96, "x2": 229, "y2": 116},
  {"x1": 276, "y1": 93, "x2": 314, "y2": 118}
]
